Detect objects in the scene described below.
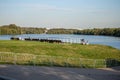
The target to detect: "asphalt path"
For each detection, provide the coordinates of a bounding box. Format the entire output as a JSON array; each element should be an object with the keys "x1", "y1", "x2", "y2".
[{"x1": 0, "y1": 65, "x2": 120, "y2": 80}]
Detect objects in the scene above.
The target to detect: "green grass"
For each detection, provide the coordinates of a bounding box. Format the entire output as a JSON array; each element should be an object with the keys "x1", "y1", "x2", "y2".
[
  {"x1": 0, "y1": 52, "x2": 106, "y2": 68},
  {"x1": 0, "y1": 40, "x2": 120, "y2": 60},
  {"x1": 0, "y1": 40, "x2": 120, "y2": 68}
]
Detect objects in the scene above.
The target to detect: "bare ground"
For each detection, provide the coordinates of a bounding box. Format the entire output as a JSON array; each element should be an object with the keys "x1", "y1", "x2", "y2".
[{"x1": 0, "y1": 65, "x2": 120, "y2": 80}]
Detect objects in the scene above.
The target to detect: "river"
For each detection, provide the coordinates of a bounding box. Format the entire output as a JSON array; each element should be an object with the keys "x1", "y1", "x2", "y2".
[{"x1": 0, "y1": 34, "x2": 120, "y2": 49}]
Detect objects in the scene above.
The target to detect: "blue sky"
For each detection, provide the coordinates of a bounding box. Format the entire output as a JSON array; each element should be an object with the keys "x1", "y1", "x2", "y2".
[{"x1": 0, "y1": 0, "x2": 120, "y2": 29}]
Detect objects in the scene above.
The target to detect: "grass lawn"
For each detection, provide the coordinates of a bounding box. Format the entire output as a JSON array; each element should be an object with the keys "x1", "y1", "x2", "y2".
[{"x1": 0, "y1": 40, "x2": 120, "y2": 60}]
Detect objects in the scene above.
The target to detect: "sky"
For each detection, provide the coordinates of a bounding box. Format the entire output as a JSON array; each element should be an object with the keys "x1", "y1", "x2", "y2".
[{"x1": 0, "y1": 0, "x2": 120, "y2": 29}]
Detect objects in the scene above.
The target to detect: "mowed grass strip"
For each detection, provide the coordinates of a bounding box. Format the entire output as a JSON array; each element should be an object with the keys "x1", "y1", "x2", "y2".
[
  {"x1": 0, "y1": 52, "x2": 106, "y2": 68},
  {"x1": 0, "y1": 40, "x2": 120, "y2": 60}
]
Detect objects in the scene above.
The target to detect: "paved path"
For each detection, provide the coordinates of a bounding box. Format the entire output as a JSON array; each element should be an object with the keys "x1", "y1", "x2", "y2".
[{"x1": 0, "y1": 65, "x2": 120, "y2": 80}]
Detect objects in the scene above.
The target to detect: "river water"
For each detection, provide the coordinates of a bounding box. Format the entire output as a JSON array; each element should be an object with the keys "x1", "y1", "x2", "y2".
[{"x1": 0, "y1": 34, "x2": 120, "y2": 49}]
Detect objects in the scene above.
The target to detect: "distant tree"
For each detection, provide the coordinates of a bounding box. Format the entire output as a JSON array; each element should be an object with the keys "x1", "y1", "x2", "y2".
[{"x1": 0, "y1": 24, "x2": 119, "y2": 37}]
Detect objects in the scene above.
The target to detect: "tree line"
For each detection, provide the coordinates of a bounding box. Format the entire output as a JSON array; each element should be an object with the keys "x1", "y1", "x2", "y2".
[
  {"x1": 46, "y1": 28, "x2": 78, "y2": 34},
  {"x1": 74, "y1": 28, "x2": 120, "y2": 37},
  {"x1": 0, "y1": 24, "x2": 120, "y2": 37},
  {"x1": 46, "y1": 28, "x2": 120, "y2": 37},
  {"x1": 21, "y1": 27, "x2": 46, "y2": 34},
  {"x1": 0, "y1": 24, "x2": 46, "y2": 35}
]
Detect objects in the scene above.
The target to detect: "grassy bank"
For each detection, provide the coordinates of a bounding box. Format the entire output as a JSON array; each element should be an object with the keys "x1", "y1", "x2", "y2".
[
  {"x1": 0, "y1": 52, "x2": 106, "y2": 68},
  {"x1": 0, "y1": 40, "x2": 120, "y2": 68},
  {"x1": 0, "y1": 40, "x2": 120, "y2": 59}
]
